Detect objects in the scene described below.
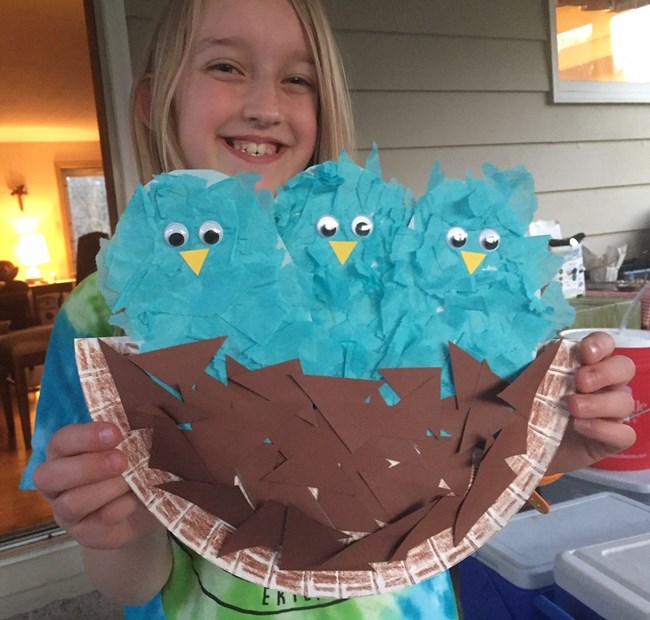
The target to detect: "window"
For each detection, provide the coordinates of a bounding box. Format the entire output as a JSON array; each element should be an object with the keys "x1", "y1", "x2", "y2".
[
  {"x1": 549, "y1": 0, "x2": 650, "y2": 102},
  {"x1": 56, "y1": 163, "x2": 111, "y2": 277}
]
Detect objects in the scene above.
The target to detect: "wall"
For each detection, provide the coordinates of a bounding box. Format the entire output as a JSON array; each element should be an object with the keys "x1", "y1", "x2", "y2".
[
  {"x1": 0, "y1": 141, "x2": 102, "y2": 280},
  {"x1": 123, "y1": 0, "x2": 650, "y2": 259},
  {"x1": 124, "y1": 0, "x2": 165, "y2": 76}
]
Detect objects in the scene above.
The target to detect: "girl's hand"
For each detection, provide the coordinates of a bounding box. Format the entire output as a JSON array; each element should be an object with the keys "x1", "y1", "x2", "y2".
[
  {"x1": 549, "y1": 331, "x2": 636, "y2": 474},
  {"x1": 33, "y1": 421, "x2": 160, "y2": 550}
]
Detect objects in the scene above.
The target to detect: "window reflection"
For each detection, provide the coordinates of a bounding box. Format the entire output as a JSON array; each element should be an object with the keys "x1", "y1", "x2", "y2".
[{"x1": 556, "y1": 2, "x2": 650, "y2": 84}]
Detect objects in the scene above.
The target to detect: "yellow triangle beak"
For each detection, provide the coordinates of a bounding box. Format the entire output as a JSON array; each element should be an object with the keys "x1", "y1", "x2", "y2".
[
  {"x1": 461, "y1": 250, "x2": 486, "y2": 275},
  {"x1": 329, "y1": 240, "x2": 357, "y2": 265},
  {"x1": 180, "y1": 248, "x2": 209, "y2": 275}
]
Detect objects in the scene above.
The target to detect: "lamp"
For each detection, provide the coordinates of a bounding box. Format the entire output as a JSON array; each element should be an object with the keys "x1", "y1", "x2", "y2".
[{"x1": 15, "y1": 232, "x2": 50, "y2": 282}]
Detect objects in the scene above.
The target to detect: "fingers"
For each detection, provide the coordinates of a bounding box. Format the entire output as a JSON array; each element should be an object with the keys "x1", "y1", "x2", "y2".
[
  {"x1": 52, "y1": 476, "x2": 131, "y2": 528},
  {"x1": 35, "y1": 449, "x2": 127, "y2": 499},
  {"x1": 556, "y1": 332, "x2": 638, "y2": 471},
  {"x1": 577, "y1": 331, "x2": 615, "y2": 364},
  {"x1": 567, "y1": 387, "x2": 634, "y2": 422},
  {"x1": 65, "y1": 492, "x2": 150, "y2": 550},
  {"x1": 574, "y1": 354, "x2": 635, "y2": 394},
  {"x1": 571, "y1": 418, "x2": 637, "y2": 454},
  {"x1": 45, "y1": 422, "x2": 122, "y2": 460},
  {"x1": 33, "y1": 421, "x2": 161, "y2": 552},
  {"x1": 35, "y1": 422, "x2": 126, "y2": 499}
]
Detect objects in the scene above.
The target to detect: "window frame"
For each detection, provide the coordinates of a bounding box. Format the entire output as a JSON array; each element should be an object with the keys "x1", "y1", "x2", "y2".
[{"x1": 54, "y1": 161, "x2": 110, "y2": 277}]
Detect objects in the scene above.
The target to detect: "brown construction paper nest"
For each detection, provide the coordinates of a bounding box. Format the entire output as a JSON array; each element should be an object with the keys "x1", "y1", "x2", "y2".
[{"x1": 75, "y1": 336, "x2": 578, "y2": 597}]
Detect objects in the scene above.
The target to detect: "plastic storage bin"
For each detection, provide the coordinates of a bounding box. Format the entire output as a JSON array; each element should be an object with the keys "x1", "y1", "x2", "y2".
[
  {"x1": 541, "y1": 467, "x2": 650, "y2": 506},
  {"x1": 457, "y1": 493, "x2": 650, "y2": 620},
  {"x1": 554, "y1": 533, "x2": 650, "y2": 620}
]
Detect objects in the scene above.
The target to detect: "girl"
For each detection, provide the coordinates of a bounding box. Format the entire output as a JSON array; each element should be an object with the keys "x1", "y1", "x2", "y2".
[{"x1": 25, "y1": 1, "x2": 635, "y2": 618}]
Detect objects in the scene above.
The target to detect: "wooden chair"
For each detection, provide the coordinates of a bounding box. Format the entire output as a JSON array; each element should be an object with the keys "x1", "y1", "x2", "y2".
[
  {"x1": 76, "y1": 231, "x2": 109, "y2": 285},
  {"x1": 0, "y1": 325, "x2": 53, "y2": 448},
  {"x1": 0, "y1": 281, "x2": 31, "y2": 330}
]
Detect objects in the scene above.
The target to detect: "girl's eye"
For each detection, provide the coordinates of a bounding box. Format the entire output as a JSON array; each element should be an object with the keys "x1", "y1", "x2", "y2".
[
  {"x1": 164, "y1": 223, "x2": 189, "y2": 248},
  {"x1": 207, "y1": 62, "x2": 241, "y2": 76},
  {"x1": 316, "y1": 215, "x2": 339, "y2": 238},
  {"x1": 199, "y1": 221, "x2": 223, "y2": 245},
  {"x1": 351, "y1": 215, "x2": 374, "y2": 237},
  {"x1": 283, "y1": 72, "x2": 316, "y2": 93},
  {"x1": 285, "y1": 75, "x2": 312, "y2": 87},
  {"x1": 446, "y1": 227, "x2": 467, "y2": 249},
  {"x1": 479, "y1": 229, "x2": 500, "y2": 252}
]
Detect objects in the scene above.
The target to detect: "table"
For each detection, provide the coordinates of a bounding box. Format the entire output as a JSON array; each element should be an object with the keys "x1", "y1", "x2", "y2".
[
  {"x1": 28, "y1": 279, "x2": 75, "y2": 325},
  {"x1": 570, "y1": 294, "x2": 641, "y2": 330}
]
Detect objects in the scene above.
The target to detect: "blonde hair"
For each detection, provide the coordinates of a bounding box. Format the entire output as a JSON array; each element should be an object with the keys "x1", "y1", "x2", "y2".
[{"x1": 131, "y1": 0, "x2": 356, "y2": 183}]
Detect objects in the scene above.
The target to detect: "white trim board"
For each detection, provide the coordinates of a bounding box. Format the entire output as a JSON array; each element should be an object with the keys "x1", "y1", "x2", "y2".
[{"x1": 0, "y1": 534, "x2": 93, "y2": 619}]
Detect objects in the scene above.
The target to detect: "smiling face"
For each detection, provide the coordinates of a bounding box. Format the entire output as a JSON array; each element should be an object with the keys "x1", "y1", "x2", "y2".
[{"x1": 174, "y1": 0, "x2": 319, "y2": 193}]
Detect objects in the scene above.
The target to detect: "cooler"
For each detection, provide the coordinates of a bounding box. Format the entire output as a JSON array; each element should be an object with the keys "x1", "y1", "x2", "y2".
[
  {"x1": 457, "y1": 493, "x2": 650, "y2": 619},
  {"x1": 541, "y1": 467, "x2": 650, "y2": 506},
  {"x1": 553, "y1": 533, "x2": 650, "y2": 619}
]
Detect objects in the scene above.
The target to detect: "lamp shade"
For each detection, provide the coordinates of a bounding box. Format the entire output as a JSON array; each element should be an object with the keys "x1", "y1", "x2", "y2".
[{"x1": 15, "y1": 232, "x2": 50, "y2": 280}]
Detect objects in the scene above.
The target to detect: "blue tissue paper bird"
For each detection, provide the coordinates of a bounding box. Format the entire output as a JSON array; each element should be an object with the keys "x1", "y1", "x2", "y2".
[
  {"x1": 97, "y1": 169, "x2": 307, "y2": 378},
  {"x1": 275, "y1": 147, "x2": 414, "y2": 377},
  {"x1": 381, "y1": 162, "x2": 574, "y2": 396}
]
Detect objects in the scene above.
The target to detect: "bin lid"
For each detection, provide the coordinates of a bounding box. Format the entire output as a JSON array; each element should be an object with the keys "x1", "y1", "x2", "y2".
[
  {"x1": 474, "y1": 493, "x2": 650, "y2": 590},
  {"x1": 555, "y1": 533, "x2": 650, "y2": 619},
  {"x1": 570, "y1": 467, "x2": 650, "y2": 495}
]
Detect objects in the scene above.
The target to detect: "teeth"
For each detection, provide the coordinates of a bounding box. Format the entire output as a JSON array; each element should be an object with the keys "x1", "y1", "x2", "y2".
[{"x1": 231, "y1": 141, "x2": 277, "y2": 157}]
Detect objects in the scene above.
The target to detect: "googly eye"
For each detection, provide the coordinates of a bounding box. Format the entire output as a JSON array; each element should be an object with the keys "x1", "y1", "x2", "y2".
[
  {"x1": 316, "y1": 215, "x2": 339, "y2": 238},
  {"x1": 479, "y1": 229, "x2": 500, "y2": 252},
  {"x1": 164, "y1": 222, "x2": 189, "y2": 248},
  {"x1": 199, "y1": 220, "x2": 223, "y2": 245},
  {"x1": 446, "y1": 227, "x2": 467, "y2": 249},
  {"x1": 351, "y1": 215, "x2": 374, "y2": 237}
]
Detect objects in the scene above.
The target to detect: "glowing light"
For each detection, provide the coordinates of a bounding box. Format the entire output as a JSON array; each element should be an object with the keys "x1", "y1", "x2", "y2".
[
  {"x1": 557, "y1": 24, "x2": 593, "y2": 52},
  {"x1": 13, "y1": 218, "x2": 39, "y2": 235},
  {"x1": 15, "y1": 232, "x2": 51, "y2": 280},
  {"x1": 0, "y1": 125, "x2": 99, "y2": 143},
  {"x1": 611, "y1": 6, "x2": 650, "y2": 83}
]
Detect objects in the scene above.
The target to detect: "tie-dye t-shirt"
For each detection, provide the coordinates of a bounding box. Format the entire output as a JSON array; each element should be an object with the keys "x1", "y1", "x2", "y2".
[
  {"x1": 163, "y1": 539, "x2": 457, "y2": 619},
  {"x1": 21, "y1": 274, "x2": 459, "y2": 620}
]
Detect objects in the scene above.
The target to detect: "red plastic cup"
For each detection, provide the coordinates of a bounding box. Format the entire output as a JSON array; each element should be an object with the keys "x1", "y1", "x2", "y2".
[{"x1": 561, "y1": 328, "x2": 650, "y2": 471}]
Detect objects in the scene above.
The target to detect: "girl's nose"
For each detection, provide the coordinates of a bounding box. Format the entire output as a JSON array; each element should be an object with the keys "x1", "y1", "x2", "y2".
[{"x1": 242, "y1": 79, "x2": 283, "y2": 127}]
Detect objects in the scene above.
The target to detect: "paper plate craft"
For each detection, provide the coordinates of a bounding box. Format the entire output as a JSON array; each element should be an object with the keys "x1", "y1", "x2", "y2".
[{"x1": 80, "y1": 158, "x2": 578, "y2": 596}]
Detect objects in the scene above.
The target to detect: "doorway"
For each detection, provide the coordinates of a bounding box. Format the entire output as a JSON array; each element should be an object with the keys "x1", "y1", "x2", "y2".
[{"x1": 0, "y1": 0, "x2": 115, "y2": 544}]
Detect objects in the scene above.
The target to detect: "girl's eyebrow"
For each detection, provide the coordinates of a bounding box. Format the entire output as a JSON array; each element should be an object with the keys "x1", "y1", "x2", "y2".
[
  {"x1": 194, "y1": 37, "x2": 315, "y2": 65},
  {"x1": 195, "y1": 37, "x2": 243, "y2": 52}
]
